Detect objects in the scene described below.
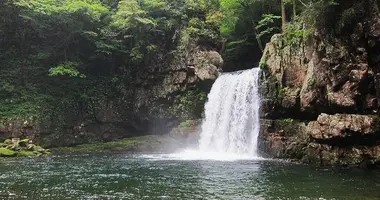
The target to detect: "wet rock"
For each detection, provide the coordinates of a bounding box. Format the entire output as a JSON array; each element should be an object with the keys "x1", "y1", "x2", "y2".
[
  {"x1": 195, "y1": 64, "x2": 220, "y2": 80},
  {"x1": 0, "y1": 148, "x2": 15, "y2": 157},
  {"x1": 194, "y1": 51, "x2": 223, "y2": 81},
  {"x1": 259, "y1": 1, "x2": 380, "y2": 169},
  {"x1": 18, "y1": 138, "x2": 30, "y2": 147},
  {"x1": 0, "y1": 138, "x2": 49, "y2": 157},
  {"x1": 307, "y1": 113, "x2": 380, "y2": 140},
  {"x1": 303, "y1": 143, "x2": 380, "y2": 167},
  {"x1": 259, "y1": 119, "x2": 308, "y2": 158}
]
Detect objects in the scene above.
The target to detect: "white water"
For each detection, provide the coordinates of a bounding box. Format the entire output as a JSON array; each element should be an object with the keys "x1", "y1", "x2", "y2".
[{"x1": 171, "y1": 68, "x2": 262, "y2": 161}]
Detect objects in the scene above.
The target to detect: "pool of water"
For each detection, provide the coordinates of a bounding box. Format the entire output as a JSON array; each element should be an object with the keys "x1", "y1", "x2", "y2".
[{"x1": 0, "y1": 153, "x2": 379, "y2": 199}]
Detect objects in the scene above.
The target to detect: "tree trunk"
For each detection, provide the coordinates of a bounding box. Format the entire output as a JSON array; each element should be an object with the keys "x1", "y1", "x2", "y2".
[
  {"x1": 251, "y1": 19, "x2": 264, "y2": 52},
  {"x1": 281, "y1": 0, "x2": 287, "y2": 32},
  {"x1": 293, "y1": 0, "x2": 297, "y2": 18}
]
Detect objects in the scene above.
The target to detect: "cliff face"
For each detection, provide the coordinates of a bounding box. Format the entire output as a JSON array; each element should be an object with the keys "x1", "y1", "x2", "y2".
[
  {"x1": 259, "y1": 1, "x2": 380, "y2": 168},
  {"x1": 0, "y1": 46, "x2": 222, "y2": 148}
]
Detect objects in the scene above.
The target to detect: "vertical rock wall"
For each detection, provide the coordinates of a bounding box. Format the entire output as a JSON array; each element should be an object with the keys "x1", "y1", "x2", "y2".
[{"x1": 259, "y1": 1, "x2": 380, "y2": 169}]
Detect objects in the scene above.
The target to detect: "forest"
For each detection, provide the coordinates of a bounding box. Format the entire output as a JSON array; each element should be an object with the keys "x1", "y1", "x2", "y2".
[
  {"x1": 0, "y1": 0, "x2": 332, "y2": 125},
  {"x1": 2, "y1": 0, "x2": 380, "y2": 199},
  {"x1": 1, "y1": 0, "x2": 377, "y2": 148}
]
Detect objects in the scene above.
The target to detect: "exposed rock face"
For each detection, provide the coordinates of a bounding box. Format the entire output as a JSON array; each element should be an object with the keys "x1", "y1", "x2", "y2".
[
  {"x1": 0, "y1": 118, "x2": 40, "y2": 142},
  {"x1": 308, "y1": 114, "x2": 379, "y2": 140},
  {"x1": 194, "y1": 51, "x2": 223, "y2": 80},
  {"x1": 260, "y1": 115, "x2": 380, "y2": 168},
  {"x1": 0, "y1": 47, "x2": 223, "y2": 148},
  {"x1": 259, "y1": 1, "x2": 380, "y2": 169},
  {"x1": 259, "y1": 119, "x2": 308, "y2": 159}
]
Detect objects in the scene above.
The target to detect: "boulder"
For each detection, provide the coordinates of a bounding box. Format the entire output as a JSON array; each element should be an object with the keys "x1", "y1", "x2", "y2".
[
  {"x1": 0, "y1": 138, "x2": 49, "y2": 157},
  {"x1": 194, "y1": 51, "x2": 223, "y2": 80},
  {"x1": 0, "y1": 148, "x2": 15, "y2": 157},
  {"x1": 307, "y1": 113, "x2": 380, "y2": 140}
]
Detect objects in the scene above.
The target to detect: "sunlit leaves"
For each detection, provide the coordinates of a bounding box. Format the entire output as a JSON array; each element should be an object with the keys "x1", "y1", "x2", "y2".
[
  {"x1": 15, "y1": 0, "x2": 108, "y2": 20},
  {"x1": 256, "y1": 14, "x2": 281, "y2": 39},
  {"x1": 49, "y1": 62, "x2": 86, "y2": 78}
]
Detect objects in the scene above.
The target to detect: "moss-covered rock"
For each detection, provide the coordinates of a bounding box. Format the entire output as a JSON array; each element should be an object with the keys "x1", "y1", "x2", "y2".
[
  {"x1": 0, "y1": 138, "x2": 49, "y2": 157},
  {"x1": 3, "y1": 139, "x2": 12, "y2": 145},
  {"x1": 19, "y1": 138, "x2": 30, "y2": 147},
  {"x1": 0, "y1": 148, "x2": 16, "y2": 157},
  {"x1": 16, "y1": 150, "x2": 35, "y2": 157}
]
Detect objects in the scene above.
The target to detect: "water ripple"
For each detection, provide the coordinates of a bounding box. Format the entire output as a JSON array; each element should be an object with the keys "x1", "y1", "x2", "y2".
[{"x1": 0, "y1": 154, "x2": 379, "y2": 199}]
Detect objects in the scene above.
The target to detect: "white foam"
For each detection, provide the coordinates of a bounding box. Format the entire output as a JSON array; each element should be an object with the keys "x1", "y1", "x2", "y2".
[
  {"x1": 198, "y1": 68, "x2": 261, "y2": 156},
  {"x1": 161, "y1": 68, "x2": 262, "y2": 161},
  {"x1": 137, "y1": 150, "x2": 267, "y2": 162}
]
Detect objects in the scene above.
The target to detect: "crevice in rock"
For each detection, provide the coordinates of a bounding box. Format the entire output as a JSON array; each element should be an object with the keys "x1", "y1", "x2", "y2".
[{"x1": 313, "y1": 131, "x2": 380, "y2": 147}]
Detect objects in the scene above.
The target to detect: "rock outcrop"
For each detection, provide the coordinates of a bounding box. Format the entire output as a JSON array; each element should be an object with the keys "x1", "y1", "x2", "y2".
[
  {"x1": 308, "y1": 114, "x2": 379, "y2": 140},
  {"x1": 0, "y1": 138, "x2": 49, "y2": 157},
  {"x1": 0, "y1": 46, "x2": 223, "y2": 148},
  {"x1": 259, "y1": 0, "x2": 380, "y2": 169}
]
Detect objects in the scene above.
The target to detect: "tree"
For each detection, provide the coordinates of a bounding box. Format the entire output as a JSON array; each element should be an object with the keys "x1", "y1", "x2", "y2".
[{"x1": 281, "y1": 0, "x2": 287, "y2": 31}]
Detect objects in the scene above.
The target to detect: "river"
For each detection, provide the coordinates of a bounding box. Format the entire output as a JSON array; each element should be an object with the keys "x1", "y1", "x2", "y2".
[{"x1": 0, "y1": 153, "x2": 379, "y2": 199}]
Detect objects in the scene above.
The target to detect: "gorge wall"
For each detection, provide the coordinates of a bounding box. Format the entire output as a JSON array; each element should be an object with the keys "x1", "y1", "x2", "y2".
[
  {"x1": 259, "y1": 0, "x2": 380, "y2": 168},
  {"x1": 0, "y1": 46, "x2": 223, "y2": 148}
]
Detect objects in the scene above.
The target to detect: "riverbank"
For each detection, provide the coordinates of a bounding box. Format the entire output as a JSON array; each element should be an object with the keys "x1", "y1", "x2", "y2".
[{"x1": 51, "y1": 135, "x2": 187, "y2": 154}]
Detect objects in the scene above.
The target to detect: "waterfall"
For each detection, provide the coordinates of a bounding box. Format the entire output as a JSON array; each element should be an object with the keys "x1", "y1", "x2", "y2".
[{"x1": 198, "y1": 68, "x2": 261, "y2": 157}]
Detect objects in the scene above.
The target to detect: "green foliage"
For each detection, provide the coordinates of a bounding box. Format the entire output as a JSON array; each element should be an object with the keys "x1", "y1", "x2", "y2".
[
  {"x1": 111, "y1": 0, "x2": 157, "y2": 31},
  {"x1": 297, "y1": 0, "x2": 338, "y2": 32},
  {"x1": 280, "y1": 118, "x2": 294, "y2": 125},
  {"x1": 49, "y1": 62, "x2": 86, "y2": 78},
  {"x1": 256, "y1": 14, "x2": 281, "y2": 40},
  {"x1": 170, "y1": 89, "x2": 207, "y2": 120},
  {"x1": 277, "y1": 87, "x2": 285, "y2": 98},
  {"x1": 15, "y1": 0, "x2": 108, "y2": 16},
  {"x1": 273, "y1": 16, "x2": 312, "y2": 50},
  {"x1": 218, "y1": 0, "x2": 283, "y2": 63},
  {"x1": 0, "y1": 0, "x2": 362, "y2": 145},
  {"x1": 284, "y1": 23, "x2": 312, "y2": 47},
  {"x1": 0, "y1": 0, "x2": 224, "y2": 124},
  {"x1": 179, "y1": 120, "x2": 194, "y2": 129}
]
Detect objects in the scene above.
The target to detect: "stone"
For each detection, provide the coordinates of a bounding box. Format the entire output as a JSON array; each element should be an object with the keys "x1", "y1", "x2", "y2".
[
  {"x1": 3, "y1": 139, "x2": 11, "y2": 145},
  {"x1": 206, "y1": 51, "x2": 223, "y2": 68},
  {"x1": 258, "y1": 119, "x2": 308, "y2": 158},
  {"x1": 0, "y1": 148, "x2": 16, "y2": 157},
  {"x1": 258, "y1": 1, "x2": 380, "y2": 169},
  {"x1": 27, "y1": 144, "x2": 36, "y2": 151},
  {"x1": 281, "y1": 88, "x2": 300, "y2": 109},
  {"x1": 172, "y1": 71, "x2": 187, "y2": 84},
  {"x1": 194, "y1": 51, "x2": 223, "y2": 81},
  {"x1": 195, "y1": 64, "x2": 220, "y2": 81},
  {"x1": 307, "y1": 114, "x2": 380, "y2": 140},
  {"x1": 19, "y1": 138, "x2": 30, "y2": 147}
]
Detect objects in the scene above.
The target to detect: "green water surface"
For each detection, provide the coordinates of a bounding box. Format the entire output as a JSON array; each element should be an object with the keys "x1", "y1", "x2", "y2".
[{"x1": 0, "y1": 154, "x2": 379, "y2": 200}]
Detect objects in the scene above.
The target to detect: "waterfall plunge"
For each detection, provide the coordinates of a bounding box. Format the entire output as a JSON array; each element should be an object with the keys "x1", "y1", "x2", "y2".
[
  {"x1": 171, "y1": 68, "x2": 261, "y2": 160},
  {"x1": 198, "y1": 68, "x2": 261, "y2": 157}
]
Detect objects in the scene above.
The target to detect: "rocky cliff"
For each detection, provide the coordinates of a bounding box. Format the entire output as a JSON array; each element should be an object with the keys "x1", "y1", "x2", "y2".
[
  {"x1": 259, "y1": 0, "x2": 380, "y2": 169},
  {"x1": 0, "y1": 46, "x2": 222, "y2": 148}
]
